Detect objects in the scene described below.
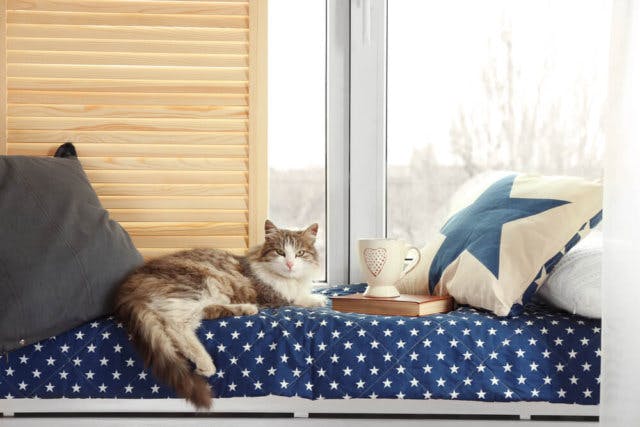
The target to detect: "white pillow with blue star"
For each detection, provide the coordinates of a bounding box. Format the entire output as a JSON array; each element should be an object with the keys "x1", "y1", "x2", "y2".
[{"x1": 396, "y1": 173, "x2": 602, "y2": 316}]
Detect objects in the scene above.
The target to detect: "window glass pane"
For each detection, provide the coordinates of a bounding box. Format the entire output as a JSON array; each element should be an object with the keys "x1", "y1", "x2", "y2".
[
  {"x1": 268, "y1": 1, "x2": 326, "y2": 279},
  {"x1": 387, "y1": 0, "x2": 611, "y2": 247}
]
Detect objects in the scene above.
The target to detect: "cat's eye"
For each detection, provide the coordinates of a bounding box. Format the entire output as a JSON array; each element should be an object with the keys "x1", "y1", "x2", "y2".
[
  {"x1": 275, "y1": 249, "x2": 285, "y2": 256},
  {"x1": 296, "y1": 250, "x2": 305, "y2": 257}
]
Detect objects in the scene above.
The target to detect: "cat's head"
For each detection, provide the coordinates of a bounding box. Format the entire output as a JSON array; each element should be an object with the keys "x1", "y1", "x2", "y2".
[{"x1": 255, "y1": 220, "x2": 320, "y2": 279}]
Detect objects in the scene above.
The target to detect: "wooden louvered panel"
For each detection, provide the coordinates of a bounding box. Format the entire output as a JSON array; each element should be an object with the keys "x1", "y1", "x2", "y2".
[{"x1": 1, "y1": 0, "x2": 267, "y2": 256}]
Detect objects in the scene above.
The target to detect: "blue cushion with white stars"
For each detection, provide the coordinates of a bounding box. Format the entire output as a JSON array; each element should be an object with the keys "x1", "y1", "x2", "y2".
[
  {"x1": 0, "y1": 284, "x2": 600, "y2": 404},
  {"x1": 397, "y1": 173, "x2": 602, "y2": 317}
]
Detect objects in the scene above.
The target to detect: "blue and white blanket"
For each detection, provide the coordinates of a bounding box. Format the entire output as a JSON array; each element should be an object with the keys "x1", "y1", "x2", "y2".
[{"x1": 0, "y1": 284, "x2": 600, "y2": 404}]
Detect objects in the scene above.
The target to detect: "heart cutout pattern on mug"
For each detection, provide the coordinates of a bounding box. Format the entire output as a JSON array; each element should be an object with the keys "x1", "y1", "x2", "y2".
[{"x1": 363, "y1": 248, "x2": 387, "y2": 277}]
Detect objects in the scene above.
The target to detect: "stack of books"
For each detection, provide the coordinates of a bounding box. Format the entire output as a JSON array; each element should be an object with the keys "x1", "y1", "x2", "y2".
[{"x1": 330, "y1": 293, "x2": 454, "y2": 317}]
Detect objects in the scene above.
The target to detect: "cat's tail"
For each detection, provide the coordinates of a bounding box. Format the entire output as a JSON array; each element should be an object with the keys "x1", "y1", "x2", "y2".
[{"x1": 114, "y1": 301, "x2": 212, "y2": 409}]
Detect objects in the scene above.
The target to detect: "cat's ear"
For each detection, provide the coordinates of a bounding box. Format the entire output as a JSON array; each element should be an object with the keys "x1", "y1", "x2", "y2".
[
  {"x1": 304, "y1": 223, "x2": 319, "y2": 238},
  {"x1": 54, "y1": 142, "x2": 78, "y2": 159},
  {"x1": 265, "y1": 219, "x2": 278, "y2": 236}
]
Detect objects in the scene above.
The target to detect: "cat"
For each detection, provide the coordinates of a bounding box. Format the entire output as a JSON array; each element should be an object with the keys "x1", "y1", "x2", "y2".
[{"x1": 114, "y1": 220, "x2": 326, "y2": 409}]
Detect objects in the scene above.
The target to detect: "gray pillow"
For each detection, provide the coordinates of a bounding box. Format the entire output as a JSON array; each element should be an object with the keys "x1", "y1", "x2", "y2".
[{"x1": 0, "y1": 154, "x2": 143, "y2": 352}]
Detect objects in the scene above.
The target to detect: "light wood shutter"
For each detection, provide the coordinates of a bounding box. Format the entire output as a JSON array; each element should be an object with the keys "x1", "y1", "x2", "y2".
[{"x1": 0, "y1": 0, "x2": 268, "y2": 258}]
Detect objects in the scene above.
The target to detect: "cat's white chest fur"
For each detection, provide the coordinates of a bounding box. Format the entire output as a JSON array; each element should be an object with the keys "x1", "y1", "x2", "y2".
[{"x1": 252, "y1": 263, "x2": 326, "y2": 307}]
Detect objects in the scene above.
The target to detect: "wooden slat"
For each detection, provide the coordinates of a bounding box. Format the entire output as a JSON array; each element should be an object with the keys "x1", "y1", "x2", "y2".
[
  {"x1": 8, "y1": 117, "x2": 248, "y2": 132},
  {"x1": 109, "y1": 209, "x2": 247, "y2": 223},
  {"x1": 92, "y1": 183, "x2": 247, "y2": 197},
  {"x1": 130, "y1": 235, "x2": 247, "y2": 248},
  {"x1": 121, "y1": 222, "x2": 247, "y2": 236},
  {"x1": 139, "y1": 247, "x2": 247, "y2": 260},
  {"x1": 7, "y1": 24, "x2": 248, "y2": 42},
  {"x1": 8, "y1": 64, "x2": 248, "y2": 81},
  {"x1": 7, "y1": 11, "x2": 249, "y2": 28},
  {"x1": 8, "y1": 51, "x2": 249, "y2": 67},
  {"x1": 8, "y1": 78, "x2": 248, "y2": 93},
  {"x1": 99, "y1": 196, "x2": 247, "y2": 209},
  {"x1": 80, "y1": 157, "x2": 247, "y2": 172},
  {"x1": 8, "y1": 143, "x2": 248, "y2": 158},
  {"x1": 86, "y1": 170, "x2": 247, "y2": 184},
  {"x1": 9, "y1": 104, "x2": 248, "y2": 119},
  {"x1": 8, "y1": 91, "x2": 248, "y2": 106},
  {"x1": 8, "y1": 37, "x2": 248, "y2": 55},
  {"x1": 8, "y1": 0, "x2": 248, "y2": 15},
  {"x1": 8, "y1": 130, "x2": 248, "y2": 145}
]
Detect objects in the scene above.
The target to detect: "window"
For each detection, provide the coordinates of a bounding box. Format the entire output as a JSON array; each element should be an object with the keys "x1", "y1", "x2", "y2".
[
  {"x1": 268, "y1": 0, "x2": 327, "y2": 279},
  {"x1": 386, "y1": 0, "x2": 611, "y2": 247}
]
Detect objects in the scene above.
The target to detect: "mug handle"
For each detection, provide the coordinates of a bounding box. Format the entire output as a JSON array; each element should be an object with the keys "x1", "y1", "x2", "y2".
[{"x1": 400, "y1": 246, "x2": 422, "y2": 278}]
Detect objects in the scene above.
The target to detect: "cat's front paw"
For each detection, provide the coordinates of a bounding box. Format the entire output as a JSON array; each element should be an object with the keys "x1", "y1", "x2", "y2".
[
  {"x1": 195, "y1": 357, "x2": 217, "y2": 378},
  {"x1": 295, "y1": 294, "x2": 328, "y2": 308}
]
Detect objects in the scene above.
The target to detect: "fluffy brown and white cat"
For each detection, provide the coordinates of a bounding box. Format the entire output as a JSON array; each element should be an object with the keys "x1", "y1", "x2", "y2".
[{"x1": 114, "y1": 220, "x2": 326, "y2": 409}]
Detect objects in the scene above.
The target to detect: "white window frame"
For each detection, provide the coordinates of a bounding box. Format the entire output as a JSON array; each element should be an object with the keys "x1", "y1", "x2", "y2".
[{"x1": 325, "y1": 0, "x2": 388, "y2": 285}]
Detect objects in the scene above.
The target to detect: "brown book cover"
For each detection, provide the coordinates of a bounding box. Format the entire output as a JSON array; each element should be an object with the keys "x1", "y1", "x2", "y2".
[{"x1": 330, "y1": 293, "x2": 454, "y2": 317}]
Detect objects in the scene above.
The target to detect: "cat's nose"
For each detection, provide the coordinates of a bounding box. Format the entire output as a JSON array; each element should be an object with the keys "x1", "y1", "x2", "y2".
[{"x1": 286, "y1": 260, "x2": 294, "y2": 270}]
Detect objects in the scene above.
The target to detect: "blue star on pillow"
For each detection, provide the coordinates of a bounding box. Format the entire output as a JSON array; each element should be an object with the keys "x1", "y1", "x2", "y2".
[
  {"x1": 397, "y1": 173, "x2": 603, "y2": 317},
  {"x1": 429, "y1": 175, "x2": 569, "y2": 291}
]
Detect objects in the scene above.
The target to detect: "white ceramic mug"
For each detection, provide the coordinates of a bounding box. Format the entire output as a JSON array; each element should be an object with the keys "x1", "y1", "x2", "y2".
[{"x1": 358, "y1": 239, "x2": 422, "y2": 298}]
